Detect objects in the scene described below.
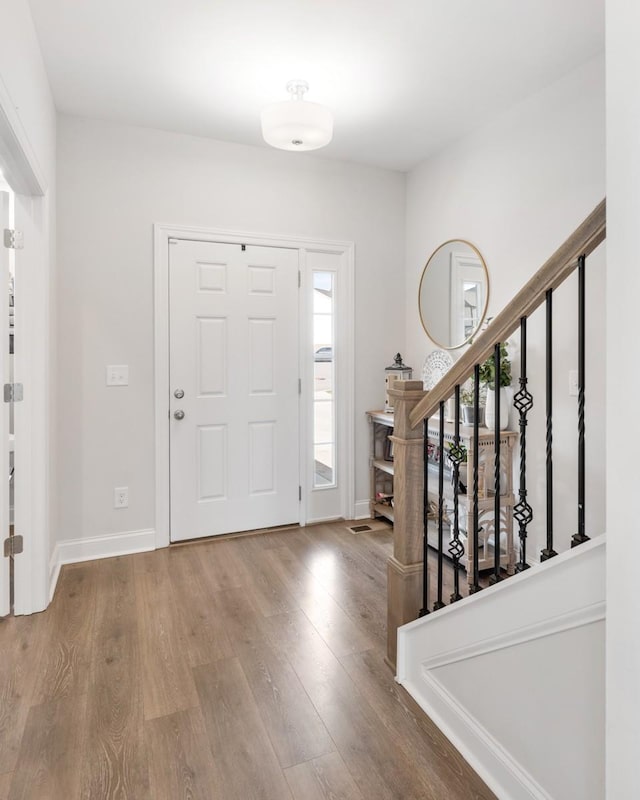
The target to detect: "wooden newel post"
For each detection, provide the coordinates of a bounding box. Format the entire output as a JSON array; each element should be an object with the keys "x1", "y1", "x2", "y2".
[{"x1": 386, "y1": 380, "x2": 427, "y2": 670}]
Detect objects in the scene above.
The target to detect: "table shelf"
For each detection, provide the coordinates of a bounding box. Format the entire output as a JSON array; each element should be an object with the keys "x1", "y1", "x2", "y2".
[
  {"x1": 367, "y1": 409, "x2": 518, "y2": 586},
  {"x1": 372, "y1": 458, "x2": 394, "y2": 476}
]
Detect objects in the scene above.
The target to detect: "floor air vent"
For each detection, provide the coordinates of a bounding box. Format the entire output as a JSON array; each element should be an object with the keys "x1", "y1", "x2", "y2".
[{"x1": 346, "y1": 520, "x2": 392, "y2": 535}]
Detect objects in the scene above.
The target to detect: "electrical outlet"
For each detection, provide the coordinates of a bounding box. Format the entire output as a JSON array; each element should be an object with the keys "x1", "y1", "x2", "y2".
[
  {"x1": 106, "y1": 365, "x2": 129, "y2": 386},
  {"x1": 569, "y1": 370, "x2": 579, "y2": 397},
  {"x1": 114, "y1": 487, "x2": 128, "y2": 508}
]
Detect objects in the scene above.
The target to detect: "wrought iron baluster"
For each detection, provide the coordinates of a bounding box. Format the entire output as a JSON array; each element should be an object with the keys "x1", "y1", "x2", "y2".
[
  {"x1": 541, "y1": 289, "x2": 557, "y2": 561},
  {"x1": 572, "y1": 254, "x2": 590, "y2": 548},
  {"x1": 470, "y1": 363, "x2": 481, "y2": 594},
  {"x1": 419, "y1": 417, "x2": 430, "y2": 617},
  {"x1": 448, "y1": 386, "x2": 464, "y2": 602},
  {"x1": 490, "y1": 343, "x2": 502, "y2": 584},
  {"x1": 513, "y1": 317, "x2": 533, "y2": 571},
  {"x1": 434, "y1": 402, "x2": 446, "y2": 611}
]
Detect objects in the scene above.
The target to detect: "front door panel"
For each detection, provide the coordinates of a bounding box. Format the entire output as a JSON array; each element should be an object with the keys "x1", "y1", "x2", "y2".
[{"x1": 169, "y1": 241, "x2": 299, "y2": 541}]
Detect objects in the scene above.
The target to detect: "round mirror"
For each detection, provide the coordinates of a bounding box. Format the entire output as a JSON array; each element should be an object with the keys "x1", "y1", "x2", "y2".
[{"x1": 418, "y1": 240, "x2": 489, "y2": 350}]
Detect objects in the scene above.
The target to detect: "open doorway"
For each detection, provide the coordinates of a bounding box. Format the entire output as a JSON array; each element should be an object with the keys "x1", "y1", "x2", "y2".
[{"x1": 0, "y1": 115, "x2": 52, "y2": 616}]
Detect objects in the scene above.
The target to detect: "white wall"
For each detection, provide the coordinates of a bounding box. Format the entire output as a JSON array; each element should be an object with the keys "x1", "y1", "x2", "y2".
[
  {"x1": 605, "y1": 2, "x2": 640, "y2": 796},
  {"x1": 56, "y1": 115, "x2": 405, "y2": 545},
  {"x1": 404, "y1": 55, "x2": 606, "y2": 559},
  {"x1": 0, "y1": 0, "x2": 56, "y2": 611}
]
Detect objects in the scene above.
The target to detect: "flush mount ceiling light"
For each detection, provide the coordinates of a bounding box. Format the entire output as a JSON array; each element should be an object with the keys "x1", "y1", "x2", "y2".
[{"x1": 261, "y1": 80, "x2": 333, "y2": 152}]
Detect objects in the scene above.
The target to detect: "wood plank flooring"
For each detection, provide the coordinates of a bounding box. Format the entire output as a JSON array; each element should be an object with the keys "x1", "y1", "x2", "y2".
[{"x1": 0, "y1": 522, "x2": 496, "y2": 799}]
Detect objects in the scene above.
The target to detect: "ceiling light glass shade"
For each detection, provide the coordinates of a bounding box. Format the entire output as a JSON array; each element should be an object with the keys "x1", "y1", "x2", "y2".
[{"x1": 261, "y1": 81, "x2": 333, "y2": 152}]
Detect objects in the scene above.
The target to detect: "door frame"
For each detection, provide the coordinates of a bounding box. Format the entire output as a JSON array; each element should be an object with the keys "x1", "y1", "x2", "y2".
[
  {"x1": 0, "y1": 190, "x2": 10, "y2": 616},
  {"x1": 153, "y1": 223, "x2": 355, "y2": 548},
  {"x1": 0, "y1": 82, "x2": 51, "y2": 614}
]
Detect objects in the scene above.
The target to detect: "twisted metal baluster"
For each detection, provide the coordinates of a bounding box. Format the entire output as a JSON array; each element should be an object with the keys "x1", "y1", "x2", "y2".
[
  {"x1": 419, "y1": 417, "x2": 430, "y2": 616},
  {"x1": 572, "y1": 255, "x2": 590, "y2": 548},
  {"x1": 513, "y1": 317, "x2": 533, "y2": 571},
  {"x1": 541, "y1": 290, "x2": 557, "y2": 561},
  {"x1": 448, "y1": 386, "x2": 464, "y2": 602},
  {"x1": 490, "y1": 344, "x2": 502, "y2": 585},
  {"x1": 434, "y1": 402, "x2": 446, "y2": 611},
  {"x1": 470, "y1": 364, "x2": 481, "y2": 594}
]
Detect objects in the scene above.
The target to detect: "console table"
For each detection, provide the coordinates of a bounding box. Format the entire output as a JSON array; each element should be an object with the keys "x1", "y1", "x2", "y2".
[{"x1": 367, "y1": 409, "x2": 517, "y2": 588}]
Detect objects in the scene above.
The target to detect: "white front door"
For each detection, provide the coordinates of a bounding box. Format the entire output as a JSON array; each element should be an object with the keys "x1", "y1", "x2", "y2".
[{"x1": 169, "y1": 240, "x2": 300, "y2": 542}]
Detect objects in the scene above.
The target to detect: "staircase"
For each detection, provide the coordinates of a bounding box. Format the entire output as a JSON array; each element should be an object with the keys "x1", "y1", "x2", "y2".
[{"x1": 387, "y1": 200, "x2": 606, "y2": 800}]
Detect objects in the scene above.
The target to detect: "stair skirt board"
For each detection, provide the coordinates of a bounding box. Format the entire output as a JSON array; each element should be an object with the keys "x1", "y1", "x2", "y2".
[
  {"x1": 396, "y1": 536, "x2": 606, "y2": 800},
  {"x1": 400, "y1": 604, "x2": 604, "y2": 800},
  {"x1": 399, "y1": 674, "x2": 555, "y2": 800}
]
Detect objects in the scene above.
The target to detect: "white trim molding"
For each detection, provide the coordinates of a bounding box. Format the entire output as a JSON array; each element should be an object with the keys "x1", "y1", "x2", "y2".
[
  {"x1": 397, "y1": 536, "x2": 606, "y2": 800},
  {"x1": 420, "y1": 600, "x2": 605, "y2": 673},
  {"x1": 0, "y1": 76, "x2": 47, "y2": 196},
  {"x1": 153, "y1": 223, "x2": 356, "y2": 548},
  {"x1": 401, "y1": 671, "x2": 556, "y2": 800},
  {"x1": 404, "y1": 602, "x2": 606, "y2": 800},
  {"x1": 353, "y1": 499, "x2": 372, "y2": 520},
  {"x1": 49, "y1": 528, "x2": 157, "y2": 601},
  {"x1": 0, "y1": 84, "x2": 51, "y2": 615}
]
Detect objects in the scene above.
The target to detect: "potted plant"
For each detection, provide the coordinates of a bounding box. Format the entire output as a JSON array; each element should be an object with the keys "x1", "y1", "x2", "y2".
[
  {"x1": 459, "y1": 379, "x2": 485, "y2": 426},
  {"x1": 478, "y1": 342, "x2": 512, "y2": 430}
]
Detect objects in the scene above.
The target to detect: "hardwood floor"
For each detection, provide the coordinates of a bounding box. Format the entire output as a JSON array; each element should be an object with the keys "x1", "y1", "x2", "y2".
[{"x1": 0, "y1": 522, "x2": 496, "y2": 799}]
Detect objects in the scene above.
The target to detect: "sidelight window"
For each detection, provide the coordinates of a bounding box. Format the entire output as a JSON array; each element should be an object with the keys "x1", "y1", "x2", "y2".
[{"x1": 312, "y1": 271, "x2": 336, "y2": 488}]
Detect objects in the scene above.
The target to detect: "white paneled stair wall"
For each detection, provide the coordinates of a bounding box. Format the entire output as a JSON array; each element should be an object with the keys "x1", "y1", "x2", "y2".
[{"x1": 397, "y1": 536, "x2": 605, "y2": 800}]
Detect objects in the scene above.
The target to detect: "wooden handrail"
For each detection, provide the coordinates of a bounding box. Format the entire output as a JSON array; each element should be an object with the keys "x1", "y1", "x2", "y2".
[{"x1": 409, "y1": 199, "x2": 606, "y2": 429}]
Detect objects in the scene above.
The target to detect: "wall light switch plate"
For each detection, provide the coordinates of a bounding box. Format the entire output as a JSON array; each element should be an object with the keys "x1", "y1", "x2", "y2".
[{"x1": 106, "y1": 365, "x2": 129, "y2": 386}]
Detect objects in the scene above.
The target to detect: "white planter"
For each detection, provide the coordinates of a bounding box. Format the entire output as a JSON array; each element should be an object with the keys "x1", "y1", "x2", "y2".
[{"x1": 485, "y1": 387, "x2": 510, "y2": 430}]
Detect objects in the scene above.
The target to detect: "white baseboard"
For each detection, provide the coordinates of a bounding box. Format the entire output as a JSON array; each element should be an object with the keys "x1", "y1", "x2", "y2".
[
  {"x1": 353, "y1": 500, "x2": 371, "y2": 520},
  {"x1": 308, "y1": 500, "x2": 372, "y2": 524},
  {"x1": 306, "y1": 514, "x2": 345, "y2": 526},
  {"x1": 49, "y1": 528, "x2": 156, "y2": 602}
]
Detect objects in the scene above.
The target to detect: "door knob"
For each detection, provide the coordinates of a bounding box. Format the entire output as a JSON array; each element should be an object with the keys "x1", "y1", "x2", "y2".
[
  {"x1": 174, "y1": 409, "x2": 185, "y2": 420},
  {"x1": 174, "y1": 388, "x2": 184, "y2": 399}
]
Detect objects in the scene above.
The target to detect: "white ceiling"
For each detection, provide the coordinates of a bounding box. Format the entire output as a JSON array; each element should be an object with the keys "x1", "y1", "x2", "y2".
[{"x1": 27, "y1": 0, "x2": 604, "y2": 172}]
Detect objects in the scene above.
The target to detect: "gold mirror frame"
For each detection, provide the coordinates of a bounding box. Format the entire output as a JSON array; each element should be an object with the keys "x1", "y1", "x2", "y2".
[{"x1": 418, "y1": 239, "x2": 490, "y2": 350}]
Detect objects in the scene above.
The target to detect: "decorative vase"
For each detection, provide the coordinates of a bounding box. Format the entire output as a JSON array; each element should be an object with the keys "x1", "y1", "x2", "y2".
[
  {"x1": 484, "y1": 387, "x2": 510, "y2": 430},
  {"x1": 461, "y1": 405, "x2": 485, "y2": 427}
]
